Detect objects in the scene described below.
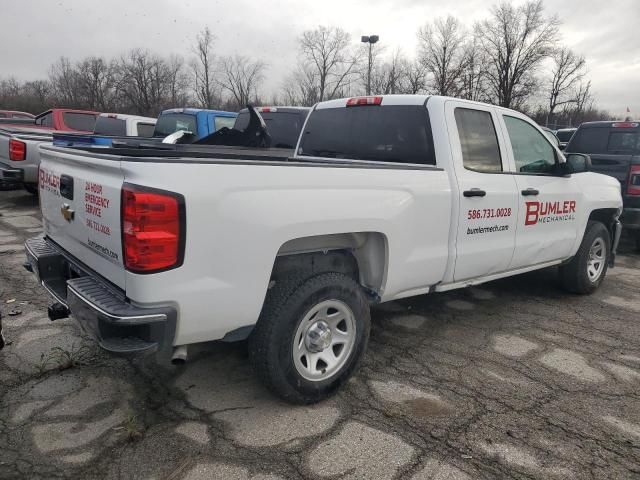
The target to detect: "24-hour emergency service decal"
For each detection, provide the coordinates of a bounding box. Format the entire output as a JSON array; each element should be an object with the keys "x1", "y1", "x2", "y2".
[
  {"x1": 525, "y1": 200, "x2": 576, "y2": 226},
  {"x1": 84, "y1": 181, "x2": 112, "y2": 236}
]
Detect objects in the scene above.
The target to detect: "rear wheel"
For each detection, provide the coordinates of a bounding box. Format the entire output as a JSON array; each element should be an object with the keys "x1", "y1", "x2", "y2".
[
  {"x1": 249, "y1": 272, "x2": 370, "y2": 404},
  {"x1": 560, "y1": 221, "x2": 610, "y2": 294}
]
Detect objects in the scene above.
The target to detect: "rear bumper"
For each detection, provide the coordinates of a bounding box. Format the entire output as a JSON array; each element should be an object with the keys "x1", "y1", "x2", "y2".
[
  {"x1": 0, "y1": 161, "x2": 24, "y2": 183},
  {"x1": 24, "y1": 236, "x2": 176, "y2": 357},
  {"x1": 620, "y1": 208, "x2": 640, "y2": 230}
]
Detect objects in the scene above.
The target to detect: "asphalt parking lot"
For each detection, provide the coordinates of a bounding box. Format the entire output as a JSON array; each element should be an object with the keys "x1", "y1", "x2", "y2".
[{"x1": 1, "y1": 188, "x2": 639, "y2": 480}]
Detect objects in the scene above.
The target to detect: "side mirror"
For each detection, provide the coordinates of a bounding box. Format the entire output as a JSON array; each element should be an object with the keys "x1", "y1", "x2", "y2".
[{"x1": 563, "y1": 153, "x2": 591, "y2": 174}]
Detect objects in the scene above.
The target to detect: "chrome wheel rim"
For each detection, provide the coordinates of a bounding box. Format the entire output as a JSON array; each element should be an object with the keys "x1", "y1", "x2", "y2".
[
  {"x1": 293, "y1": 299, "x2": 356, "y2": 382},
  {"x1": 587, "y1": 237, "x2": 606, "y2": 282}
]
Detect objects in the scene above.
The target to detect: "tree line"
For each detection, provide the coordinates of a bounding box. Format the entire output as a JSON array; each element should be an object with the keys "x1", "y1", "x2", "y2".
[{"x1": 0, "y1": 0, "x2": 614, "y2": 127}]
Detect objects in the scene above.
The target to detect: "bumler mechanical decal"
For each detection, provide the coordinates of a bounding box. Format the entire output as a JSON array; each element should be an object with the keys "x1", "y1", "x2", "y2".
[{"x1": 525, "y1": 200, "x2": 576, "y2": 226}]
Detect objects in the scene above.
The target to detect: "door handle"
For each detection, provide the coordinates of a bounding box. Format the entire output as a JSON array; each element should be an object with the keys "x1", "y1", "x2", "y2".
[
  {"x1": 463, "y1": 188, "x2": 486, "y2": 198},
  {"x1": 521, "y1": 188, "x2": 539, "y2": 196}
]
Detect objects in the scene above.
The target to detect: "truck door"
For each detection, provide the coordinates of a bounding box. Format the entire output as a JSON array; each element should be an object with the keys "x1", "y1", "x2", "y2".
[
  {"x1": 445, "y1": 101, "x2": 519, "y2": 281},
  {"x1": 497, "y1": 113, "x2": 582, "y2": 268}
]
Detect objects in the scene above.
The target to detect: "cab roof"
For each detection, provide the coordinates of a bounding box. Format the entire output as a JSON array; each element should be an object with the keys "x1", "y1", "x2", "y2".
[{"x1": 161, "y1": 108, "x2": 237, "y2": 117}]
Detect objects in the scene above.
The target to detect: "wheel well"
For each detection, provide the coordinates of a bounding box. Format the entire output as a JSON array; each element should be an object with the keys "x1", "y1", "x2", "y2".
[
  {"x1": 588, "y1": 208, "x2": 618, "y2": 242},
  {"x1": 272, "y1": 232, "x2": 388, "y2": 297}
]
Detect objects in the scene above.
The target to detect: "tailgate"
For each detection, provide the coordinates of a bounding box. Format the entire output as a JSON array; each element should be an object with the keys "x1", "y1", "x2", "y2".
[{"x1": 39, "y1": 146, "x2": 126, "y2": 288}]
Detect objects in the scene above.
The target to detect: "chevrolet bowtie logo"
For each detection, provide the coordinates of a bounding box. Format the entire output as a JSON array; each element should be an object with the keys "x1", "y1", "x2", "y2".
[{"x1": 61, "y1": 203, "x2": 75, "y2": 222}]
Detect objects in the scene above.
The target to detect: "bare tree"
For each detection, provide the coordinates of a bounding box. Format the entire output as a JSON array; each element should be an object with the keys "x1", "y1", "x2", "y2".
[
  {"x1": 299, "y1": 26, "x2": 359, "y2": 102},
  {"x1": 192, "y1": 27, "x2": 218, "y2": 108},
  {"x1": 547, "y1": 47, "x2": 586, "y2": 123},
  {"x1": 417, "y1": 16, "x2": 468, "y2": 96},
  {"x1": 476, "y1": 0, "x2": 560, "y2": 108},
  {"x1": 281, "y1": 65, "x2": 319, "y2": 106},
  {"x1": 76, "y1": 57, "x2": 116, "y2": 111},
  {"x1": 398, "y1": 61, "x2": 427, "y2": 94},
  {"x1": 368, "y1": 49, "x2": 411, "y2": 95},
  {"x1": 49, "y1": 57, "x2": 82, "y2": 107},
  {"x1": 115, "y1": 49, "x2": 175, "y2": 116},
  {"x1": 166, "y1": 54, "x2": 191, "y2": 108},
  {"x1": 459, "y1": 37, "x2": 489, "y2": 101},
  {"x1": 218, "y1": 55, "x2": 266, "y2": 109}
]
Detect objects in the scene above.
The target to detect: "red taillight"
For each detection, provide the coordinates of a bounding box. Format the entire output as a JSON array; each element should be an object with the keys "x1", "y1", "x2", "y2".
[
  {"x1": 121, "y1": 185, "x2": 184, "y2": 273},
  {"x1": 628, "y1": 165, "x2": 640, "y2": 196},
  {"x1": 346, "y1": 96, "x2": 383, "y2": 107},
  {"x1": 9, "y1": 139, "x2": 26, "y2": 161},
  {"x1": 612, "y1": 122, "x2": 639, "y2": 128},
  {"x1": 259, "y1": 107, "x2": 275, "y2": 113}
]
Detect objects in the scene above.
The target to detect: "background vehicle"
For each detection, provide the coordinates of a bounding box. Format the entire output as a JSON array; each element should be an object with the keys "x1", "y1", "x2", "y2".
[
  {"x1": 153, "y1": 108, "x2": 237, "y2": 140},
  {"x1": 53, "y1": 113, "x2": 157, "y2": 148},
  {"x1": 556, "y1": 127, "x2": 577, "y2": 150},
  {"x1": 0, "y1": 126, "x2": 52, "y2": 193},
  {"x1": 542, "y1": 126, "x2": 560, "y2": 148},
  {"x1": 33, "y1": 108, "x2": 100, "y2": 132},
  {"x1": 27, "y1": 95, "x2": 621, "y2": 404},
  {"x1": 0, "y1": 110, "x2": 35, "y2": 119},
  {"x1": 566, "y1": 121, "x2": 640, "y2": 249},
  {"x1": 233, "y1": 106, "x2": 310, "y2": 148}
]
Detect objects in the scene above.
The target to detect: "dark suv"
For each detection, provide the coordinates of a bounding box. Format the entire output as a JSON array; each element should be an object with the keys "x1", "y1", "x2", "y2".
[{"x1": 566, "y1": 121, "x2": 640, "y2": 249}]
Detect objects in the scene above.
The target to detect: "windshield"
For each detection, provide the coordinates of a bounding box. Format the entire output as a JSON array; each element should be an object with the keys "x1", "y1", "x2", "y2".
[
  {"x1": 234, "y1": 111, "x2": 306, "y2": 148},
  {"x1": 154, "y1": 113, "x2": 197, "y2": 137}
]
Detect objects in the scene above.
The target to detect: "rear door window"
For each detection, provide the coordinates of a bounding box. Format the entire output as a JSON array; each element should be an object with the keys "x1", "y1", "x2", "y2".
[
  {"x1": 299, "y1": 105, "x2": 435, "y2": 165},
  {"x1": 137, "y1": 123, "x2": 155, "y2": 137},
  {"x1": 63, "y1": 113, "x2": 97, "y2": 131},
  {"x1": 454, "y1": 108, "x2": 502, "y2": 173},
  {"x1": 93, "y1": 116, "x2": 126, "y2": 136}
]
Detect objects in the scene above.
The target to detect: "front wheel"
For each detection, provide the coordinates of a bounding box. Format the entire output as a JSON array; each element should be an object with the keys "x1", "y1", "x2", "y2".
[
  {"x1": 249, "y1": 272, "x2": 370, "y2": 404},
  {"x1": 560, "y1": 221, "x2": 610, "y2": 294}
]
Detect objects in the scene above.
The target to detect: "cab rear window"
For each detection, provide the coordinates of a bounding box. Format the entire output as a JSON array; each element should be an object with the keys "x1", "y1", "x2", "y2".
[
  {"x1": 94, "y1": 116, "x2": 126, "y2": 136},
  {"x1": 298, "y1": 105, "x2": 435, "y2": 165},
  {"x1": 154, "y1": 114, "x2": 197, "y2": 137},
  {"x1": 63, "y1": 113, "x2": 97, "y2": 131},
  {"x1": 570, "y1": 127, "x2": 640, "y2": 154}
]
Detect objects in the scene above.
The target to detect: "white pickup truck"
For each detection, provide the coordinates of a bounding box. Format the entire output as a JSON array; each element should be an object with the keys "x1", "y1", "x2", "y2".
[{"x1": 25, "y1": 95, "x2": 622, "y2": 403}]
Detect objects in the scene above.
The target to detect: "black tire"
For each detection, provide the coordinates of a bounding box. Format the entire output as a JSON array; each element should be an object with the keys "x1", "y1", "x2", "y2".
[
  {"x1": 249, "y1": 272, "x2": 370, "y2": 404},
  {"x1": 560, "y1": 221, "x2": 610, "y2": 294},
  {"x1": 635, "y1": 231, "x2": 640, "y2": 252},
  {"x1": 23, "y1": 183, "x2": 38, "y2": 196}
]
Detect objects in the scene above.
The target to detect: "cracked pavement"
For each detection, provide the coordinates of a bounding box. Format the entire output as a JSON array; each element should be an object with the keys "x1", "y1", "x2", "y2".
[{"x1": 1, "y1": 188, "x2": 639, "y2": 479}]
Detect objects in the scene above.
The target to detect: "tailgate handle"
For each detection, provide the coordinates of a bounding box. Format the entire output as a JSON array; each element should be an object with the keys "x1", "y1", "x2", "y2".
[{"x1": 59, "y1": 175, "x2": 74, "y2": 200}]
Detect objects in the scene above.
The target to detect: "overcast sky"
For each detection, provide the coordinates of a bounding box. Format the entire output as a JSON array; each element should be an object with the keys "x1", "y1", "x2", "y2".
[{"x1": 1, "y1": 0, "x2": 638, "y2": 116}]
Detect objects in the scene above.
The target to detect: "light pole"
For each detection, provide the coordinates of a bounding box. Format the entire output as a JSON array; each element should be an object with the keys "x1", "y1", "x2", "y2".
[{"x1": 361, "y1": 35, "x2": 379, "y2": 96}]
